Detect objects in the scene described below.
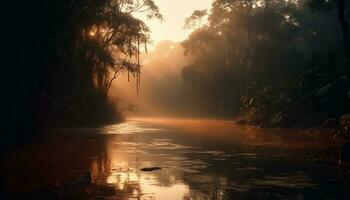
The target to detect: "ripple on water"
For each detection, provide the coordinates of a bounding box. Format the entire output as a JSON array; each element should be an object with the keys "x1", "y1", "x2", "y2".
[
  {"x1": 101, "y1": 121, "x2": 165, "y2": 135},
  {"x1": 252, "y1": 174, "x2": 316, "y2": 189},
  {"x1": 194, "y1": 150, "x2": 224, "y2": 156},
  {"x1": 236, "y1": 166, "x2": 263, "y2": 171},
  {"x1": 142, "y1": 141, "x2": 196, "y2": 151},
  {"x1": 168, "y1": 156, "x2": 188, "y2": 161}
]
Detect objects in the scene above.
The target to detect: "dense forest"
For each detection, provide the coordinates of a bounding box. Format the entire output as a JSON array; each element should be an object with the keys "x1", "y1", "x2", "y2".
[
  {"x1": 3, "y1": 0, "x2": 350, "y2": 148},
  {"x1": 2, "y1": 0, "x2": 161, "y2": 148},
  {"x1": 179, "y1": 0, "x2": 350, "y2": 134}
]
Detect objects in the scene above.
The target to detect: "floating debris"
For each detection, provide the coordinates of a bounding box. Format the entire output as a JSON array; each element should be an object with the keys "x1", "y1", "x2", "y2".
[{"x1": 140, "y1": 167, "x2": 162, "y2": 172}]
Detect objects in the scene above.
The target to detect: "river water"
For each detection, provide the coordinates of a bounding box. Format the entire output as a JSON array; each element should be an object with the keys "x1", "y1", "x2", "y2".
[{"x1": 1, "y1": 117, "x2": 349, "y2": 199}]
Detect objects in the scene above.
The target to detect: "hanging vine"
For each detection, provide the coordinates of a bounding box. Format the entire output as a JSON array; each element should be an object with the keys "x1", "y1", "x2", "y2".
[{"x1": 86, "y1": 0, "x2": 162, "y2": 97}]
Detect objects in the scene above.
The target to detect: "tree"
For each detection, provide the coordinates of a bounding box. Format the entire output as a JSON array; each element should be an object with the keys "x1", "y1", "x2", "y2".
[
  {"x1": 310, "y1": 0, "x2": 350, "y2": 63},
  {"x1": 3, "y1": 0, "x2": 162, "y2": 142},
  {"x1": 183, "y1": 9, "x2": 207, "y2": 30}
]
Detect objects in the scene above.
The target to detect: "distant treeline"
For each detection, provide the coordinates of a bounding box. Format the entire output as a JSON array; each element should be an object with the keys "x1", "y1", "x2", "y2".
[
  {"x1": 2, "y1": 0, "x2": 161, "y2": 147},
  {"x1": 181, "y1": 0, "x2": 350, "y2": 130}
]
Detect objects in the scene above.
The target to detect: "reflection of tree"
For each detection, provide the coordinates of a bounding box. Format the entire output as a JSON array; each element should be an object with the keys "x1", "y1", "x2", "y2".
[{"x1": 0, "y1": 130, "x2": 114, "y2": 199}]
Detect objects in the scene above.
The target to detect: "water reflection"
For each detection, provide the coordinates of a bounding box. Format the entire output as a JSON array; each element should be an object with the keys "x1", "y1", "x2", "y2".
[
  {"x1": 102, "y1": 121, "x2": 164, "y2": 135},
  {"x1": 91, "y1": 118, "x2": 350, "y2": 200},
  {"x1": 1, "y1": 118, "x2": 350, "y2": 199}
]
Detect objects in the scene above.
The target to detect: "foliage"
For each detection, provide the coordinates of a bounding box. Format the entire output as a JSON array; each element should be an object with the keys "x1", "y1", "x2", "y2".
[
  {"x1": 181, "y1": 0, "x2": 349, "y2": 123},
  {"x1": 3, "y1": 0, "x2": 161, "y2": 140},
  {"x1": 183, "y1": 9, "x2": 207, "y2": 30},
  {"x1": 240, "y1": 82, "x2": 295, "y2": 123}
]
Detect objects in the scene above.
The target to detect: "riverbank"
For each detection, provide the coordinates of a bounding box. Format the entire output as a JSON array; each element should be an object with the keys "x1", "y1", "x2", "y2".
[
  {"x1": 233, "y1": 115, "x2": 350, "y2": 169},
  {"x1": 233, "y1": 113, "x2": 350, "y2": 140}
]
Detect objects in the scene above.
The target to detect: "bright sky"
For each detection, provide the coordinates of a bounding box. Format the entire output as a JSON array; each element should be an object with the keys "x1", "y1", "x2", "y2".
[{"x1": 136, "y1": 0, "x2": 212, "y2": 46}]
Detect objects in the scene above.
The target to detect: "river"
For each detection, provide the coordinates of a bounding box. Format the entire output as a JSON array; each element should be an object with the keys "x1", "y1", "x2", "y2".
[{"x1": 1, "y1": 117, "x2": 349, "y2": 199}]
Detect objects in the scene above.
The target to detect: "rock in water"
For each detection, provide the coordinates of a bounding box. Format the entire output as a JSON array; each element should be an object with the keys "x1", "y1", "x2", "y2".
[
  {"x1": 140, "y1": 167, "x2": 162, "y2": 172},
  {"x1": 339, "y1": 143, "x2": 350, "y2": 166}
]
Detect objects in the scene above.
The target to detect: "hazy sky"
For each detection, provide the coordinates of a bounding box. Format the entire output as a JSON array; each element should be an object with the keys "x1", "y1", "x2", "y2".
[
  {"x1": 114, "y1": 1, "x2": 213, "y2": 109},
  {"x1": 136, "y1": 0, "x2": 212, "y2": 46}
]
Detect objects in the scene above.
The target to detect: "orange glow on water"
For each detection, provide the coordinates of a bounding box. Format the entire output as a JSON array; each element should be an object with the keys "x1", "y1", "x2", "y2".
[{"x1": 1, "y1": 118, "x2": 343, "y2": 199}]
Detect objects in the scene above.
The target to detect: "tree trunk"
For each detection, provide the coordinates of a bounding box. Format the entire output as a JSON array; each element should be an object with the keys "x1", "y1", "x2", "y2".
[{"x1": 338, "y1": 0, "x2": 350, "y2": 63}]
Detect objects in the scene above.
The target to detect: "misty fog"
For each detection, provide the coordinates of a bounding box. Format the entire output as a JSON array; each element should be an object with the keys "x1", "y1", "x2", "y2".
[{"x1": 111, "y1": 40, "x2": 200, "y2": 117}]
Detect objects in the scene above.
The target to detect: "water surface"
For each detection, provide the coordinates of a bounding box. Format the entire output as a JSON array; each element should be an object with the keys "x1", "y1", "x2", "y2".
[{"x1": 1, "y1": 118, "x2": 349, "y2": 199}]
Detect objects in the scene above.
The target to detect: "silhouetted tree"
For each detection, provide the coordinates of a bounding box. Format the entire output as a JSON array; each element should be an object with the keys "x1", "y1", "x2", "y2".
[{"x1": 2, "y1": 0, "x2": 161, "y2": 148}]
